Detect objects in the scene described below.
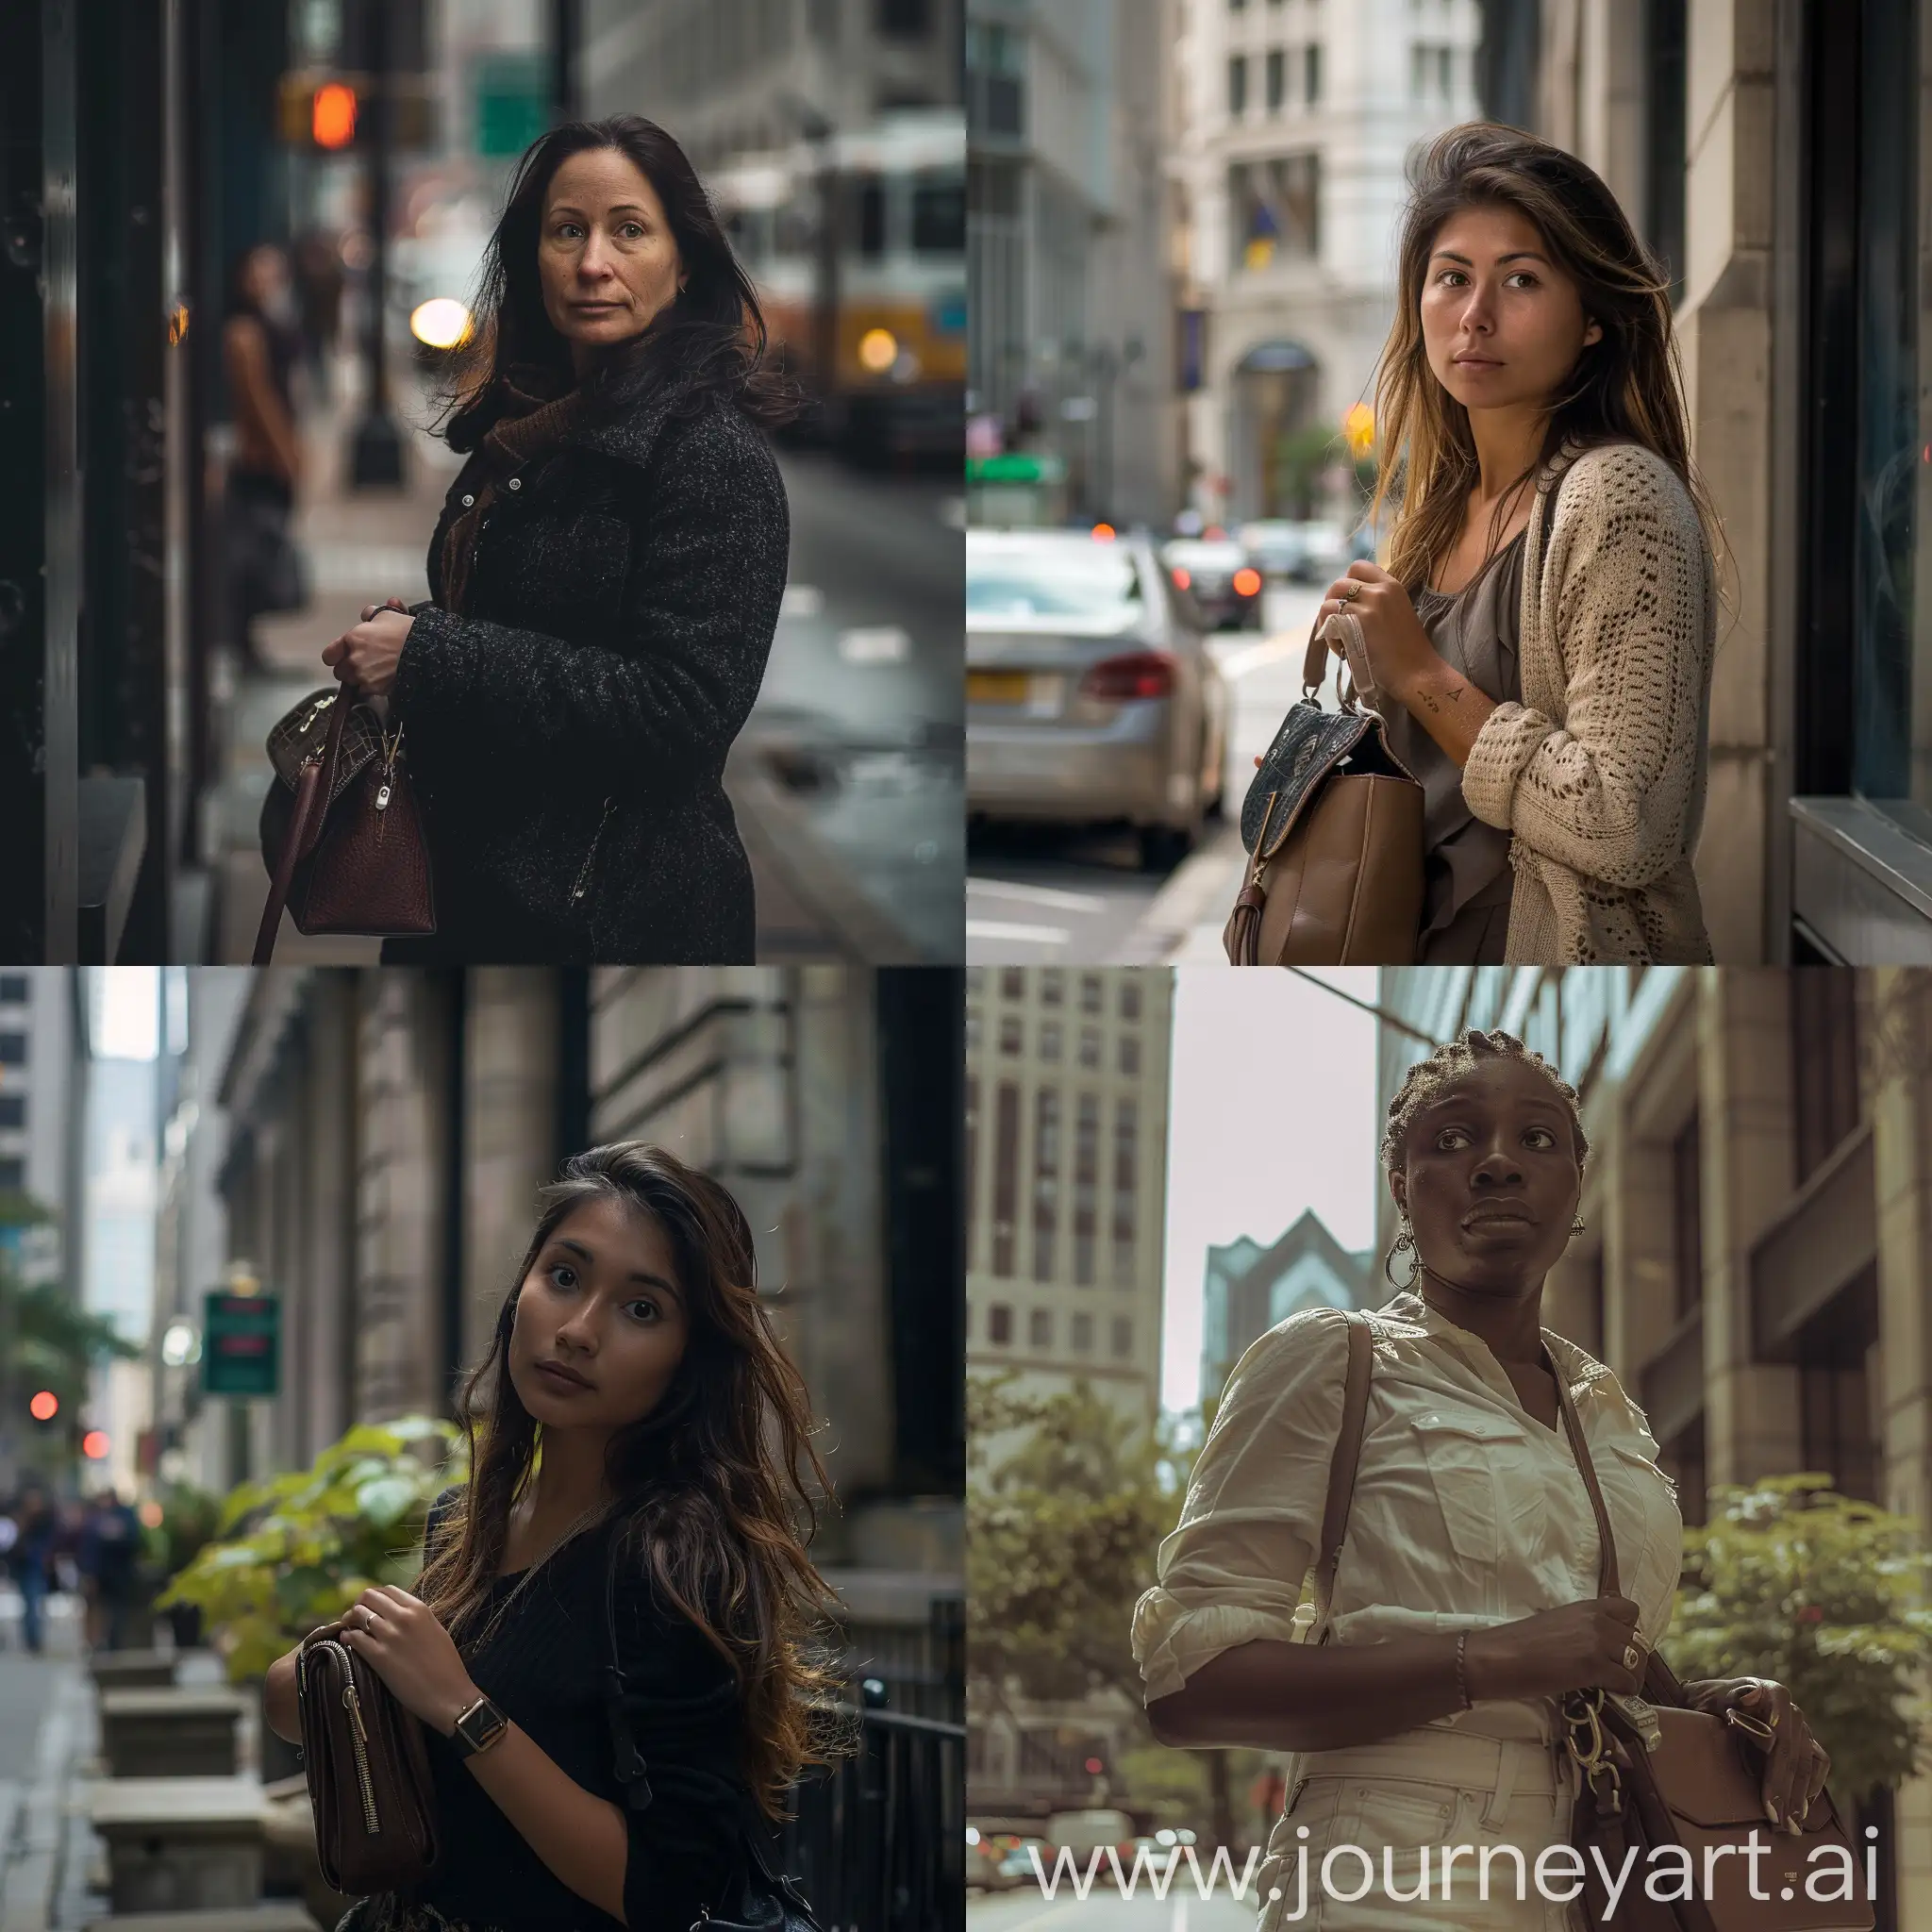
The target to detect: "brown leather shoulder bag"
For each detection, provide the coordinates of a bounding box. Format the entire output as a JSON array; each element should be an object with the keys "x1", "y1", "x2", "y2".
[
  {"x1": 1223, "y1": 625, "x2": 1424, "y2": 965},
  {"x1": 254, "y1": 681, "x2": 435, "y2": 963},
  {"x1": 296, "y1": 1620, "x2": 441, "y2": 1895},
  {"x1": 1307, "y1": 1318, "x2": 1873, "y2": 1932}
]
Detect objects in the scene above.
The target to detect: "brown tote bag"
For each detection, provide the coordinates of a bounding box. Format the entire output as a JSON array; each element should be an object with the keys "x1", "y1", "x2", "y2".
[
  {"x1": 1223, "y1": 618, "x2": 1424, "y2": 965},
  {"x1": 1307, "y1": 1314, "x2": 1873, "y2": 1932}
]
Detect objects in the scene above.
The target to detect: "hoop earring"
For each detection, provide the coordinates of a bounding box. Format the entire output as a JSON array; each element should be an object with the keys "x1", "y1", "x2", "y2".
[{"x1": 1384, "y1": 1215, "x2": 1421, "y2": 1290}]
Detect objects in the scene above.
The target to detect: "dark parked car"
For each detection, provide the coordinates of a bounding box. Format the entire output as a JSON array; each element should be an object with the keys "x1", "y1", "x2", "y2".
[{"x1": 1161, "y1": 537, "x2": 1264, "y2": 629}]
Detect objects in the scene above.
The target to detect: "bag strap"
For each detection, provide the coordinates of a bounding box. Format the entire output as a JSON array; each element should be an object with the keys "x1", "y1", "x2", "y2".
[
  {"x1": 1546, "y1": 1338, "x2": 1621, "y2": 1599},
  {"x1": 251, "y1": 679, "x2": 360, "y2": 967},
  {"x1": 1308, "y1": 1310, "x2": 1374, "y2": 1647}
]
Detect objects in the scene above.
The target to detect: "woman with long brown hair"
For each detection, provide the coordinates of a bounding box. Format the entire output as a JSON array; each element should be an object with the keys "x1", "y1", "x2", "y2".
[
  {"x1": 1308, "y1": 123, "x2": 1721, "y2": 965},
  {"x1": 263, "y1": 1144, "x2": 848, "y2": 1931}
]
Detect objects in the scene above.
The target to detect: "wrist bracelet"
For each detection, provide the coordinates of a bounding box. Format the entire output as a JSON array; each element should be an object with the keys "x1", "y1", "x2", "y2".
[{"x1": 1455, "y1": 1632, "x2": 1473, "y2": 1711}]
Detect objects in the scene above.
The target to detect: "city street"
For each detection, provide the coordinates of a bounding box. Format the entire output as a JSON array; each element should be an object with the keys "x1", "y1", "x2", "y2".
[
  {"x1": 214, "y1": 358, "x2": 962, "y2": 966},
  {"x1": 965, "y1": 586, "x2": 1324, "y2": 963}
]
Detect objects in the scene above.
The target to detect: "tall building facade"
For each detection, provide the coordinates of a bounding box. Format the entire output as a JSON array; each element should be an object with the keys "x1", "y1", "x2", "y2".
[
  {"x1": 964, "y1": 965, "x2": 1171, "y2": 1432},
  {"x1": 1170, "y1": 0, "x2": 1481, "y2": 524},
  {"x1": 966, "y1": 0, "x2": 1177, "y2": 525},
  {"x1": 1376, "y1": 964, "x2": 1932, "y2": 1925}
]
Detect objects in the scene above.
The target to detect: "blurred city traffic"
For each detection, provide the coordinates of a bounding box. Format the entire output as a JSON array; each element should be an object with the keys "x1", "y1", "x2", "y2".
[{"x1": 4, "y1": 0, "x2": 964, "y2": 965}]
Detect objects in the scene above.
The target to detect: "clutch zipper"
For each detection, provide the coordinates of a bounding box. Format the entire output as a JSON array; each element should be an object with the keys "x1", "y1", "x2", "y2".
[
  {"x1": 341, "y1": 1672, "x2": 382, "y2": 1837},
  {"x1": 570, "y1": 797, "x2": 616, "y2": 907},
  {"x1": 374, "y1": 721, "x2": 406, "y2": 813}
]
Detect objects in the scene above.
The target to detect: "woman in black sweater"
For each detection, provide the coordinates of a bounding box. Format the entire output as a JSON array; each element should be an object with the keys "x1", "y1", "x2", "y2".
[
  {"x1": 322, "y1": 115, "x2": 795, "y2": 963},
  {"x1": 265, "y1": 1143, "x2": 847, "y2": 1931}
]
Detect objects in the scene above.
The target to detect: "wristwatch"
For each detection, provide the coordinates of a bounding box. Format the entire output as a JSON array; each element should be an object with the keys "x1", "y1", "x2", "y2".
[{"x1": 450, "y1": 1692, "x2": 509, "y2": 1759}]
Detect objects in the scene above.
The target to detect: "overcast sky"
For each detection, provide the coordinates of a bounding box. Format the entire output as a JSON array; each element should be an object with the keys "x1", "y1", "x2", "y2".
[{"x1": 1160, "y1": 968, "x2": 1381, "y2": 1414}]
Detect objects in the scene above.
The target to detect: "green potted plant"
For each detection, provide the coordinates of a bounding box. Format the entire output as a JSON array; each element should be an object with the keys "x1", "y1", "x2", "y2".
[{"x1": 142, "y1": 1480, "x2": 223, "y2": 1650}]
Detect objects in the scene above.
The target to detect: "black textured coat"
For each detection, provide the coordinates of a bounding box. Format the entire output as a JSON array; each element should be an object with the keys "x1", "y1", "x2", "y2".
[{"x1": 384, "y1": 370, "x2": 788, "y2": 963}]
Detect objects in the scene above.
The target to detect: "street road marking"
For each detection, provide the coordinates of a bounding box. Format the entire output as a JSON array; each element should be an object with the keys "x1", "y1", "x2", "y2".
[
  {"x1": 780, "y1": 583, "x2": 825, "y2": 618},
  {"x1": 839, "y1": 625, "x2": 911, "y2": 663},
  {"x1": 966, "y1": 920, "x2": 1072, "y2": 946},
  {"x1": 967, "y1": 878, "x2": 1107, "y2": 913}
]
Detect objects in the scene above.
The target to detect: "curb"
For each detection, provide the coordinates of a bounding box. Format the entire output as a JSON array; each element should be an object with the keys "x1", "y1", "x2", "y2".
[
  {"x1": 0, "y1": 1662, "x2": 87, "y2": 1932},
  {"x1": 1115, "y1": 823, "x2": 1247, "y2": 963}
]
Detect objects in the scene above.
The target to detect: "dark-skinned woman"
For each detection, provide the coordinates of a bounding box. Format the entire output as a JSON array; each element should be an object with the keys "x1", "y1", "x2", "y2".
[
  {"x1": 322, "y1": 116, "x2": 795, "y2": 964},
  {"x1": 1136, "y1": 1029, "x2": 1835, "y2": 1932}
]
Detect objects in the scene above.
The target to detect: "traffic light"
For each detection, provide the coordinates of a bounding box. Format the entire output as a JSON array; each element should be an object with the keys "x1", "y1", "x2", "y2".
[
  {"x1": 28, "y1": 1389, "x2": 58, "y2": 1424},
  {"x1": 278, "y1": 74, "x2": 437, "y2": 152},
  {"x1": 312, "y1": 81, "x2": 358, "y2": 150},
  {"x1": 82, "y1": 1429, "x2": 110, "y2": 1461}
]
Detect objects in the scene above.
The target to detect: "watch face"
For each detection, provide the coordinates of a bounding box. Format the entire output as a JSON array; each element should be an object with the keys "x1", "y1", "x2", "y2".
[{"x1": 459, "y1": 1698, "x2": 507, "y2": 1748}]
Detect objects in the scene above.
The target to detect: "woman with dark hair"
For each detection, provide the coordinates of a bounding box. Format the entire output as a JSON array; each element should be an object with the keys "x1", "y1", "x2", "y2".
[
  {"x1": 1139, "y1": 1032, "x2": 1834, "y2": 1931},
  {"x1": 223, "y1": 242, "x2": 308, "y2": 670},
  {"x1": 1300, "y1": 124, "x2": 1722, "y2": 965},
  {"x1": 322, "y1": 116, "x2": 798, "y2": 963},
  {"x1": 262, "y1": 1143, "x2": 848, "y2": 1932}
]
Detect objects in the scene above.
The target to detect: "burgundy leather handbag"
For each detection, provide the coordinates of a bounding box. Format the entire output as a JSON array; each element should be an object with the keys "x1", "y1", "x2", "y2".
[{"x1": 254, "y1": 682, "x2": 435, "y2": 963}]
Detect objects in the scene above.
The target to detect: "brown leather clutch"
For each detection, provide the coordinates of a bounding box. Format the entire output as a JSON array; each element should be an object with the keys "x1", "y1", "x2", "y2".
[{"x1": 295, "y1": 1623, "x2": 441, "y2": 1896}]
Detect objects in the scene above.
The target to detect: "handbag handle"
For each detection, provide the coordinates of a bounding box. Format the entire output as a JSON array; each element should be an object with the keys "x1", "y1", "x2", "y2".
[{"x1": 251, "y1": 680, "x2": 363, "y2": 967}]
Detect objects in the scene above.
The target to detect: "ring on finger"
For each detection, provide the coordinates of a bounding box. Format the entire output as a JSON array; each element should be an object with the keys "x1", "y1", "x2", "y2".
[{"x1": 1339, "y1": 582, "x2": 1361, "y2": 602}]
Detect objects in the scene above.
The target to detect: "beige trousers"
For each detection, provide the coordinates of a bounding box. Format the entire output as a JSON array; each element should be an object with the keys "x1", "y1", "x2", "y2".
[{"x1": 1255, "y1": 1729, "x2": 1585, "y2": 1932}]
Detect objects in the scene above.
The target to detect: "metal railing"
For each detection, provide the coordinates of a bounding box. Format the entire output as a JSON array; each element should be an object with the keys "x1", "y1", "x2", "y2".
[{"x1": 772, "y1": 1702, "x2": 966, "y2": 1932}]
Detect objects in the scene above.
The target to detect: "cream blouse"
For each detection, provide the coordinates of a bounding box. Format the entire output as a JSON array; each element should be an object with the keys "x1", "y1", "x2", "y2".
[{"x1": 1132, "y1": 1292, "x2": 1684, "y2": 1748}]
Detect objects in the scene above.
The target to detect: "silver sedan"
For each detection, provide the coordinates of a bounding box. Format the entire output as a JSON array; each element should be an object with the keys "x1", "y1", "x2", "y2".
[{"x1": 966, "y1": 528, "x2": 1227, "y2": 871}]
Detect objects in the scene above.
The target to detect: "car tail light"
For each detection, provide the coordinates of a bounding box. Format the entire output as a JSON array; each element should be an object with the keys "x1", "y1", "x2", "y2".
[
  {"x1": 1171, "y1": 566, "x2": 1191, "y2": 590},
  {"x1": 1091, "y1": 522, "x2": 1117, "y2": 541},
  {"x1": 1081, "y1": 651, "x2": 1175, "y2": 701},
  {"x1": 1233, "y1": 566, "x2": 1261, "y2": 596}
]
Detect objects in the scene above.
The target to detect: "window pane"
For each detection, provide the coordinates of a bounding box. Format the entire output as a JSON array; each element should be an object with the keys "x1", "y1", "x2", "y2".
[
  {"x1": 1266, "y1": 47, "x2": 1285, "y2": 109},
  {"x1": 1851, "y1": 0, "x2": 1927, "y2": 826},
  {"x1": 0, "y1": 975, "x2": 27, "y2": 1004},
  {"x1": 0, "y1": 1096, "x2": 25, "y2": 1129},
  {"x1": 990, "y1": 1303, "x2": 1013, "y2": 1344},
  {"x1": 1032, "y1": 1089, "x2": 1059, "y2": 1281},
  {"x1": 1228, "y1": 54, "x2": 1247, "y2": 115},
  {"x1": 1029, "y1": 1307, "x2": 1052, "y2": 1347},
  {"x1": 1072, "y1": 1311, "x2": 1094, "y2": 1352},
  {"x1": 993, "y1": 1083, "x2": 1020, "y2": 1277},
  {"x1": 1074, "y1": 1093, "x2": 1098, "y2": 1285},
  {"x1": 0, "y1": 1034, "x2": 25, "y2": 1067},
  {"x1": 911, "y1": 172, "x2": 965, "y2": 253}
]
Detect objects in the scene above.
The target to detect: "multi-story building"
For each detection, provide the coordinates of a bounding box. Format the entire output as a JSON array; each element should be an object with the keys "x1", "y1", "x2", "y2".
[
  {"x1": 149, "y1": 966, "x2": 962, "y2": 1722},
  {"x1": 964, "y1": 965, "x2": 1172, "y2": 1434},
  {"x1": 1169, "y1": 0, "x2": 1481, "y2": 525},
  {"x1": 967, "y1": 0, "x2": 1176, "y2": 524},
  {"x1": 1376, "y1": 964, "x2": 1932, "y2": 1924},
  {"x1": 1201, "y1": 1208, "x2": 1376, "y2": 1401}
]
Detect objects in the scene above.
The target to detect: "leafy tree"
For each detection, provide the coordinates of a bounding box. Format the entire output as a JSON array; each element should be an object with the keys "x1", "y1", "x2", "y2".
[
  {"x1": 157, "y1": 1415, "x2": 464, "y2": 1681},
  {"x1": 1667, "y1": 1474, "x2": 1932, "y2": 1810},
  {"x1": 968, "y1": 1372, "x2": 1274, "y2": 1844}
]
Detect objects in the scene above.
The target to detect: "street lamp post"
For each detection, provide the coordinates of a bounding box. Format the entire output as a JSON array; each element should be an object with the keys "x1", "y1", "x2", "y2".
[
  {"x1": 549, "y1": 0, "x2": 580, "y2": 125},
  {"x1": 348, "y1": 0, "x2": 402, "y2": 487}
]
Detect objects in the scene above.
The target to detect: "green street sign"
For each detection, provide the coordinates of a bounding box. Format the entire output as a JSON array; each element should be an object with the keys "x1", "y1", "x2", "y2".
[
  {"x1": 203, "y1": 1291, "x2": 281, "y2": 1398},
  {"x1": 967, "y1": 453, "x2": 1066, "y2": 484},
  {"x1": 475, "y1": 53, "x2": 548, "y2": 158}
]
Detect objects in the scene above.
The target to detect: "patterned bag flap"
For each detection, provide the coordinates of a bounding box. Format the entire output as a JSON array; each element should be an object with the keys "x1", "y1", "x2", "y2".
[
  {"x1": 265, "y1": 687, "x2": 386, "y2": 811},
  {"x1": 1241, "y1": 699, "x2": 1419, "y2": 860}
]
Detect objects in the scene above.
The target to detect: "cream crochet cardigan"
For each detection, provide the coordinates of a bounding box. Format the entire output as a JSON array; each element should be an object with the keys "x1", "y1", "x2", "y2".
[{"x1": 1459, "y1": 440, "x2": 1717, "y2": 964}]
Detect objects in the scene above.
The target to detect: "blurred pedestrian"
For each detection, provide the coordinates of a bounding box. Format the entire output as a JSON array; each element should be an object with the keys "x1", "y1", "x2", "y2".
[
  {"x1": 291, "y1": 225, "x2": 346, "y2": 408},
  {"x1": 1302, "y1": 123, "x2": 1719, "y2": 967},
  {"x1": 222, "y1": 242, "x2": 310, "y2": 673},
  {"x1": 13, "y1": 1486, "x2": 55, "y2": 1654},
  {"x1": 79, "y1": 1487, "x2": 142, "y2": 1654},
  {"x1": 315, "y1": 116, "x2": 798, "y2": 965},
  {"x1": 258, "y1": 1143, "x2": 850, "y2": 1932}
]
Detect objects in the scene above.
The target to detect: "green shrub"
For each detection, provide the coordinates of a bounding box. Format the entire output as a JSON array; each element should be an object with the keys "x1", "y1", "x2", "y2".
[{"x1": 156, "y1": 1416, "x2": 465, "y2": 1681}]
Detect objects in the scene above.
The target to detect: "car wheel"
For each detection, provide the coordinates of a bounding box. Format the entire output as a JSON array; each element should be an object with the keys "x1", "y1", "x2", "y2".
[{"x1": 1139, "y1": 824, "x2": 1192, "y2": 873}]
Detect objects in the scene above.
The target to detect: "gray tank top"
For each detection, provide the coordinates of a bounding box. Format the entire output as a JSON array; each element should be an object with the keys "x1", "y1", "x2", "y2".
[{"x1": 1382, "y1": 530, "x2": 1526, "y2": 940}]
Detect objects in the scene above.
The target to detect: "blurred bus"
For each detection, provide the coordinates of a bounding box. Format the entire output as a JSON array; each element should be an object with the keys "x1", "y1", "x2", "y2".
[{"x1": 713, "y1": 109, "x2": 964, "y2": 463}]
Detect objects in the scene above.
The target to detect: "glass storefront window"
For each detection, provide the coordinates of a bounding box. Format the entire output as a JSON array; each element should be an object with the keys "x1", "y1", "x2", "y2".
[{"x1": 1851, "y1": 0, "x2": 1932, "y2": 836}]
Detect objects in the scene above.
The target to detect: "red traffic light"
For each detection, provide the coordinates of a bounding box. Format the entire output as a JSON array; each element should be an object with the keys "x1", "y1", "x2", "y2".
[
  {"x1": 82, "y1": 1430, "x2": 111, "y2": 1460},
  {"x1": 1084, "y1": 1756, "x2": 1104, "y2": 1774},
  {"x1": 313, "y1": 82, "x2": 358, "y2": 149},
  {"x1": 29, "y1": 1391, "x2": 58, "y2": 1422}
]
